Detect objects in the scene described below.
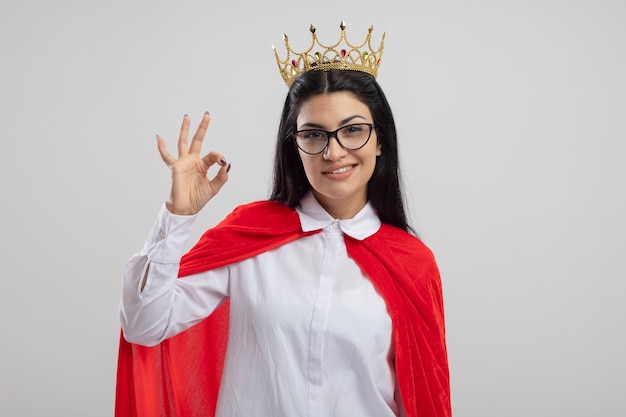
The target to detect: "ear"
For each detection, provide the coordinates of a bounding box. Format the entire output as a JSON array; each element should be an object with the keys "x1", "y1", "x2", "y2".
[{"x1": 376, "y1": 143, "x2": 382, "y2": 156}]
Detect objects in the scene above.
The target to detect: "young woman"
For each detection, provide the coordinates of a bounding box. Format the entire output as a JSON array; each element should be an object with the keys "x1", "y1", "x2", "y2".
[{"x1": 116, "y1": 28, "x2": 451, "y2": 417}]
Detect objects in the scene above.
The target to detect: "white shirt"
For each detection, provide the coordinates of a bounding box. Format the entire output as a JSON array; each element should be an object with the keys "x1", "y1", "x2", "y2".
[{"x1": 119, "y1": 192, "x2": 401, "y2": 417}]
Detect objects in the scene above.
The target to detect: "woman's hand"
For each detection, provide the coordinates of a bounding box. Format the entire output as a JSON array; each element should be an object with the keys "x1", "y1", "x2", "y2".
[{"x1": 157, "y1": 112, "x2": 230, "y2": 215}]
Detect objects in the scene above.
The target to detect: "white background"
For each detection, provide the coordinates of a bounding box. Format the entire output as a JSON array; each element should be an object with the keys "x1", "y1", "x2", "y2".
[{"x1": 1, "y1": 1, "x2": 624, "y2": 416}]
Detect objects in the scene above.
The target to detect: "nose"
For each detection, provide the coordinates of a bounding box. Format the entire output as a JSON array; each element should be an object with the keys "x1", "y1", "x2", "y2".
[{"x1": 323, "y1": 133, "x2": 348, "y2": 160}]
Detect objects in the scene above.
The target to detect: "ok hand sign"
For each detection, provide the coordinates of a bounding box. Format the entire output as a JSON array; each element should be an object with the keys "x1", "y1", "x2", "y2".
[{"x1": 157, "y1": 112, "x2": 230, "y2": 216}]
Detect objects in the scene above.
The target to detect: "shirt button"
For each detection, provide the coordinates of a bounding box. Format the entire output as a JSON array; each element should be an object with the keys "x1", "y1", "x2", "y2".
[
  {"x1": 332, "y1": 221, "x2": 340, "y2": 229},
  {"x1": 159, "y1": 229, "x2": 166, "y2": 239}
]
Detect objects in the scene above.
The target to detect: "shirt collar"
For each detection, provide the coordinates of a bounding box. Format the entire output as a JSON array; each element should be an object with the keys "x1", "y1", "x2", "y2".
[{"x1": 296, "y1": 191, "x2": 382, "y2": 240}]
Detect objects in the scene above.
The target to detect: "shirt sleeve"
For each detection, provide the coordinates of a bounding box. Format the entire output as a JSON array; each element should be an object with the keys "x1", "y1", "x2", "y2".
[{"x1": 119, "y1": 203, "x2": 230, "y2": 347}]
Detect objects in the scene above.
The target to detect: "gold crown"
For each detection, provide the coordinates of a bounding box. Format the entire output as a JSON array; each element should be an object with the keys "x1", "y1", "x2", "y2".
[{"x1": 273, "y1": 21, "x2": 385, "y2": 87}]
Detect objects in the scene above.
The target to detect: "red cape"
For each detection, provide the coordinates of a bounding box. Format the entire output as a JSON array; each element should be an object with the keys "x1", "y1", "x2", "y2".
[{"x1": 115, "y1": 200, "x2": 451, "y2": 417}]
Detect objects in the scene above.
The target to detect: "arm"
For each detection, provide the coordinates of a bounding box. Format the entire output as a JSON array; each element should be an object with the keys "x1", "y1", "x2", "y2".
[
  {"x1": 119, "y1": 112, "x2": 232, "y2": 346},
  {"x1": 119, "y1": 204, "x2": 230, "y2": 346}
]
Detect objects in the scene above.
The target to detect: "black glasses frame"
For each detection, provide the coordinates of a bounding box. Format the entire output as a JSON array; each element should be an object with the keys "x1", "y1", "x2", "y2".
[{"x1": 294, "y1": 123, "x2": 375, "y2": 155}]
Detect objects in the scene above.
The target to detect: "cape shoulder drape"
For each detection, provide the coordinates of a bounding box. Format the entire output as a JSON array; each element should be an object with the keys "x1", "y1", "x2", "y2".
[{"x1": 115, "y1": 200, "x2": 451, "y2": 417}]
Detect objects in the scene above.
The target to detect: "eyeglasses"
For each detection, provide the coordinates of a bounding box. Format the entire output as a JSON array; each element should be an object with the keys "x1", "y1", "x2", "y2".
[{"x1": 294, "y1": 123, "x2": 375, "y2": 155}]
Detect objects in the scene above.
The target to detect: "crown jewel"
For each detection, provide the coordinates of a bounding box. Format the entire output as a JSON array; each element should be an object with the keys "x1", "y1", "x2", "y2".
[{"x1": 273, "y1": 21, "x2": 385, "y2": 87}]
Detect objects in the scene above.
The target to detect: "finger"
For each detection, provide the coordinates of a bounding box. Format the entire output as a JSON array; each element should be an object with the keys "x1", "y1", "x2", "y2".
[
  {"x1": 177, "y1": 114, "x2": 191, "y2": 157},
  {"x1": 201, "y1": 151, "x2": 228, "y2": 169},
  {"x1": 189, "y1": 111, "x2": 211, "y2": 155},
  {"x1": 208, "y1": 161, "x2": 231, "y2": 194},
  {"x1": 156, "y1": 135, "x2": 176, "y2": 166}
]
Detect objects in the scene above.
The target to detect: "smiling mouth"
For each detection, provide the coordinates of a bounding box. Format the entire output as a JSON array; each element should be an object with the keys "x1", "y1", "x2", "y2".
[{"x1": 325, "y1": 165, "x2": 355, "y2": 174}]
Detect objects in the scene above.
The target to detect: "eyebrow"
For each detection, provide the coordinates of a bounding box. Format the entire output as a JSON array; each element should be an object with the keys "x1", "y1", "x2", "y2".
[{"x1": 298, "y1": 114, "x2": 368, "y2": 130}]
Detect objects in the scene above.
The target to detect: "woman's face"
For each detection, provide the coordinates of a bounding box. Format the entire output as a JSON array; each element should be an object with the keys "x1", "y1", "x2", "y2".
[{"x1": 296, "y1": 91, "x2": 381, "y2": 219}]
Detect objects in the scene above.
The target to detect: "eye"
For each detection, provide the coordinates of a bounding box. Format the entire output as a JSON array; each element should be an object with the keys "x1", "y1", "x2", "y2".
[
  {"x1": 301, "y1": 130, "x2": 325, "y2": 140},
  {"x1": 343, "y1": 124, "x2": 365, "y2": 136}
]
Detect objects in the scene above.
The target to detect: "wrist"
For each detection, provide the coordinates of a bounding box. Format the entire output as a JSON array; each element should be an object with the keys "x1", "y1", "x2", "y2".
[{"x1": 165, "y1": 201, "x2": 197, "y2": 216}]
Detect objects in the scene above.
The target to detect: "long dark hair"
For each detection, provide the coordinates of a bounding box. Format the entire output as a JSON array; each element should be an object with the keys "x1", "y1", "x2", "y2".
[{"x1": 270, "y1": 69, "x2": 414, "y2": 234}]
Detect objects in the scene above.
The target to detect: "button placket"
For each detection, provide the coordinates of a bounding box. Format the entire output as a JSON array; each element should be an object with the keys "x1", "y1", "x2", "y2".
[{"x1": 307, "y1": 225, "x2": 342, "y2": 417}]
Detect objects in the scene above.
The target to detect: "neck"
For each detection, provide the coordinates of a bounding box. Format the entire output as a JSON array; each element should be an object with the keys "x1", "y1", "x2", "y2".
[{"x1": 312, "y1": 191, "x2": 367, "y2": 220}]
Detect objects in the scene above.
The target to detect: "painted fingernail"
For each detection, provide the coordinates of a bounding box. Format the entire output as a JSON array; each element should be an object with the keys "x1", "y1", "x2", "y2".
[
  {"x1": 227, "y1": 163, "x2": 232, "y2": 173},
  {"x1": 184, "y1": 113, "x2": 189, "y2": 118},
  {"x1": 220, "y1": 158, "x2": 227, "y2": 166},
  {"x1": 204, "y1": 111, "x2": 210, "y2": 115}
]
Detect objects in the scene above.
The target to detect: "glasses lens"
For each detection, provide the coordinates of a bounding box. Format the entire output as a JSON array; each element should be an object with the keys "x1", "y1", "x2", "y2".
[
  {"x1": 337, "y1": 124, "x2": 372, "y2": 150},
  {"x1": 295, "y1": 130, "x2": 328, "y2": 154}
]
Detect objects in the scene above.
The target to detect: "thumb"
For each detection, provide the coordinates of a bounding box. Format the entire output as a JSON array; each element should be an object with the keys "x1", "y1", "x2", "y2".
[{"x1": 209, "y1": 162, "x2": 231, "y2": 191}]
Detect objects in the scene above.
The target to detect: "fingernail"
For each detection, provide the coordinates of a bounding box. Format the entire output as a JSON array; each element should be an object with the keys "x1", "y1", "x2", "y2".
[
  {"x1": 227, "y1": 163, "x2": 232, "y2": 173},
  {"x1": 220, "y1": 158, "x2": 227, "y2": 166},
  {"x1": 204, "y1": 111, "x2": 210, "y2": 115},
  {"x1": 156, "y1": 134, "x2": 159, "y2": 140},
  {"x1": 184, "y1": 113, "x2": 189, "y2": 118}
]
